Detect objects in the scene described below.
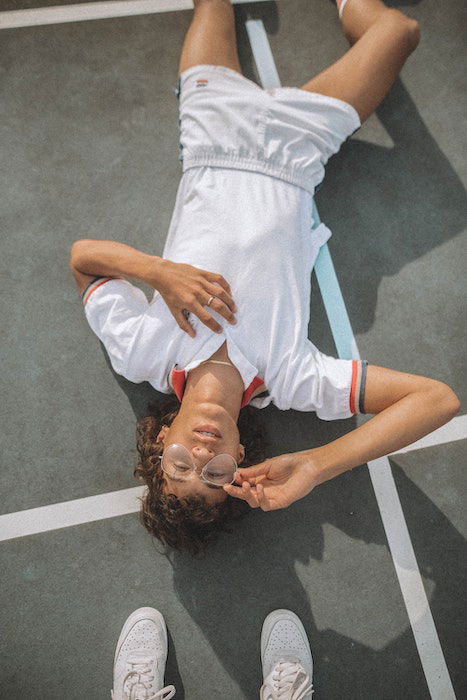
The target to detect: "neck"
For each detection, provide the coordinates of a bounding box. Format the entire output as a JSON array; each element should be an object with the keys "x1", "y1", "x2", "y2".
[{"x1": 183, "y1": 360, "x2": 244, "y2": 422}]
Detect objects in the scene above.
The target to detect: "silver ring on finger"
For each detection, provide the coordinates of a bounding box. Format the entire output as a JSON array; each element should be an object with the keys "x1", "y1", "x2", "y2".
[{"x1": 207, "y1": 295, "x2": 216, "y2": 307}]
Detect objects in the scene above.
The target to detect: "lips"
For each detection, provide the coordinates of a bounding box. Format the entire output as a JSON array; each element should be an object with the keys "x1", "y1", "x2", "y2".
[
  {"x1": 193, "y1": 424, "x2": 222, "y2": 439},
  {"x1": 193, "y1": 433, "x2": 221, "y2": 444}
]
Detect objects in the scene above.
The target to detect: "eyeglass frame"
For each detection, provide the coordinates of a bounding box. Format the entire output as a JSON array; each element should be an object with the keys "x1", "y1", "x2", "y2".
[{"x1": 157, "y1": 443, "x2": 238, "y2": 488}]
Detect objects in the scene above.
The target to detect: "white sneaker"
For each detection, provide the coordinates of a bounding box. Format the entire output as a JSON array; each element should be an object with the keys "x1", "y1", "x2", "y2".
[
  {"x1": 260, "y1": 610, "x2": 314, "y2": 700},
  {"x1": 111, "y1": 607, "x2": 176, "y2": 700}
]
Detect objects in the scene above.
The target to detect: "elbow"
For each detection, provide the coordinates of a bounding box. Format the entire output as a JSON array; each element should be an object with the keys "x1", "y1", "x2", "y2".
[
  {"x1": 69, "y1": 238, "x2": 94, "y2": 273},
  {"x1": 386, "y1": 10, "x2": 421, "y2": 53}
]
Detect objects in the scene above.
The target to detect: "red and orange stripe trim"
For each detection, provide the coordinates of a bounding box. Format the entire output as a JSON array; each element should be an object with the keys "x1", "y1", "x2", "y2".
[
  {"x1": 349, "y1": 360, "x2": 369, "y2": 414},
  {"x1": 82, "y1": 276, "x2": 124, "y2": 306},
  {"x1": 169, "y1": 367, "x2": 268, "y2": 407},
  {"x1": 241, "y1": 376, "x2": 268, "y2": 408},
  {"x1": 170, "y1": 367, "x2": 187, "y2": 403}
]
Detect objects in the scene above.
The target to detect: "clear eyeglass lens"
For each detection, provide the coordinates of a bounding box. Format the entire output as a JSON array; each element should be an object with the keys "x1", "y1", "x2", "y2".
[
  {"x1": 161, "y1": 444, "x2": 192, "y2": 477},
  {"x1": 202, "y1": 454, "x2": 236, "y2": 484}
]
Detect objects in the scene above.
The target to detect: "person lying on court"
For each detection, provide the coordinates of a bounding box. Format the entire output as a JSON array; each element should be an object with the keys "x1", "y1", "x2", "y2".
[{"x1": 70, "y1": 0, "x2": 460, "y2": 554}]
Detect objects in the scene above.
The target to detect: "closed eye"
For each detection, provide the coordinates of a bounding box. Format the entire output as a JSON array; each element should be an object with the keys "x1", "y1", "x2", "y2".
[{"x1": 173, "y1": 464, "x2": 191, "y2": 472}]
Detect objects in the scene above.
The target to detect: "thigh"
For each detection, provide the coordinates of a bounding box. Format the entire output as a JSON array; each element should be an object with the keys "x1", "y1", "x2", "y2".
[
  {"x1": 178, "y1": 0, "x2": 242, "y2": 76},
  {"x1": 298, "y1": 10, "x2": 419, "y2": 123}
]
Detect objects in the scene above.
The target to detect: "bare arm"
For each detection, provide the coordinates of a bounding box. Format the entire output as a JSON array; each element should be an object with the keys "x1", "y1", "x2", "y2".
[
  {"x1": 225, "y1": 365, "x2": 461, "y2": 510},
  {"x1": 69, "y1": 238, "x2": 237, "y2": 336},
  {"x1": 307, "y1": 365, "x2": 460, "y2": 485},
  {"x1": 70, "y1": 239, "x2": 161, "y2": 292}
]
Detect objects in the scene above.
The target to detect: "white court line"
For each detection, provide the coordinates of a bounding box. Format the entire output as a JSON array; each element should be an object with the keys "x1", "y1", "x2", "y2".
[
  {"x1": 391, "y1": 413, "x2": 466, "y2": 454},
  {"x1": 369, "y1": 458, "x2": 457, "y2": 699},
  {"x1": 370, "y1": 415, "x2": 465, "y2": 698},
  {"x1": 0, "y1": 487, "x2": 146, "y2": 542},
  {"x1": 245, "y1": 17, "x2": 457, "y2": 699},
  {"x1": 0, "y1": 0, "x2": 268, "y2": 30},
  {"x1": 0, "y1": 417, "x2": 464, "y2": 543}
]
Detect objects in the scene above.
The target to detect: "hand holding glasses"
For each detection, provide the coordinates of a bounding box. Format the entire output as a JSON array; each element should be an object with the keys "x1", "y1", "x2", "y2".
[{"x1": 159, "y1": 443, "x2": 238, "y2": 488}]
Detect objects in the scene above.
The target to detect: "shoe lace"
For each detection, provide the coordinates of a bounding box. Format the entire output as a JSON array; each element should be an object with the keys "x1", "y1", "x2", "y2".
[
  {"x1": 121, "y1": 662, "x2": 176, "y2": 700},
  {"x1": 260, "y1": 659, "x2": 314, "y2": 700}
]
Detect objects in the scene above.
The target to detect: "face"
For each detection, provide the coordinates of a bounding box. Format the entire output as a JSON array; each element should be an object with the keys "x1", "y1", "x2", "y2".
[{"x1": 156, "y1": 402, "x2": 245, "y2": 504}]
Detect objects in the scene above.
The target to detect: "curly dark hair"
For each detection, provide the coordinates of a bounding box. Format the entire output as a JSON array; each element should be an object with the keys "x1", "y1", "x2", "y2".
[{"x1": 134, "y1": 396, "x2": 270, "y2": 556}]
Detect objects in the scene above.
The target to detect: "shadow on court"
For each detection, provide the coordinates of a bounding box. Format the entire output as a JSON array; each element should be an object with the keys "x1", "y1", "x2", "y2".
[
  {"x1": 317, "y1": 76, "x2": 467, "y2": 339},
  {"x1": 106, "y1": 369, "x2": 466, "y2": 698},
  {"x1": 165, "y1": 462, "x2": 466, "y2": 699}
]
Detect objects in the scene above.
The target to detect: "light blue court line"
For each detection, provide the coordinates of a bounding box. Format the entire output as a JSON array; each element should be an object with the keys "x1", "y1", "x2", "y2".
[
  {"x1": 245, "y1": 17, "x2": 456, "y2": 700},
  {"x1": 311, "y1": 204, "x2": 360, "y2": 361}
]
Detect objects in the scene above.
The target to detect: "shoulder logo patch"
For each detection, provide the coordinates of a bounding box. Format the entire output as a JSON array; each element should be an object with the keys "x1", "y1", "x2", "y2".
[{"x1": 196, "y1": 79, "x2": 209, "y2": 88}]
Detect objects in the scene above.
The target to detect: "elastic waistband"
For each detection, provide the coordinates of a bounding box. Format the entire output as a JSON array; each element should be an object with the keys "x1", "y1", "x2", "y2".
[{"x1": 182, "y1": 153, "x2": 321, "y2": 196}]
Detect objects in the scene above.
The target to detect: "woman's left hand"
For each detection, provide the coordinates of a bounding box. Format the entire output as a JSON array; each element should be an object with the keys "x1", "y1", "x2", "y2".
[
  {"x1": 152, "y1": 259, "x2": 237, "y2": 337},
  {"x1": 223, "y1": 452, "x2": 318, "y2": 511}
]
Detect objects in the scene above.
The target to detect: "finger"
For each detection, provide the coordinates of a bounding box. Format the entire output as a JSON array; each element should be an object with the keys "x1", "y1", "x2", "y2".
[
  {"x1": 233, "y1": 471, "x2": 260, "y2": 485},
  {"x1": 206, "y1": 294, "x2": 237, "y2": 326},
  {"x1": 207, "y1": 273, "x2": 233, "y2": 298},
  {"x1": 237, "y1": 462, "x2": 268, "y2": 479},
  {"x1": 241, "y1": 481, "x2": 260, "y2": 508},
  {"x1": 223, "y1": 484, "x2": 248, "y2": 501},
  {"x1": 256, "y1": 483, "x2": 272, "y2": 512},
  {"x1": 236, "y1": 473, "x2": 261, "y2": 486},
  {"x1": 175, "y1": 311, "x2": 196, "y2": 338},
  {"x1": 193, "y1": 304, "x2": 224, "y2": 334},
  {"x1": 206, "y1": 283, "x2": 237, "y2": 315}
]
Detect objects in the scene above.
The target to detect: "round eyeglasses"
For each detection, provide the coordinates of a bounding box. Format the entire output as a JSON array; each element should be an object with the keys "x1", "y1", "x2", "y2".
[{"x1": 159, "y1": 443, "x2": 237, "y2": 488}]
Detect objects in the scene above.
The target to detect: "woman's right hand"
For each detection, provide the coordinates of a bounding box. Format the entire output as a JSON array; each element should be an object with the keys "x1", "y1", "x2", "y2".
[
  {"x1": 223, "y1": 452, "x2": 318, "y2": 511},
  {"x1": 152, "y1": 258, "x2": 237, "y2": 337}
]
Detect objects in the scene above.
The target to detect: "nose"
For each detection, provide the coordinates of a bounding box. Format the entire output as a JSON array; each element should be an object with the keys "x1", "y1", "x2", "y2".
[{"x1": 191, "y1": 446, "x2": 215, "y2": 472}]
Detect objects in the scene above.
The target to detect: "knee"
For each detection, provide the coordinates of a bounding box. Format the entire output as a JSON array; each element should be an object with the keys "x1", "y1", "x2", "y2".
[
  {"x1": 430, "y1": 380, "x2": 461, "y2": 419},
  {"x1": 383, "y1": 9, "x2": 421, "y2": 52}
]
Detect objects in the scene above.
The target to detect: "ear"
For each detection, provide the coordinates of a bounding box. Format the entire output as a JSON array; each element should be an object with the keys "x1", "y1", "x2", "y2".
[
  {"x1": 238, "y1": 443, "x2": 246, "y2": 464},
  {"x1": 156, "y1": 425, "x2": 169, "y2": 443}
]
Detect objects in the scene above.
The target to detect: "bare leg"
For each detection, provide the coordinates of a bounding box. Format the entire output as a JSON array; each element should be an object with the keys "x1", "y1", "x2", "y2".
[
  {"x1": 178, "y1": 0, "x2": 242, "y2": 77},
  {"x1": 299, "y1": 0, "x2": 420, "y2": 123}
]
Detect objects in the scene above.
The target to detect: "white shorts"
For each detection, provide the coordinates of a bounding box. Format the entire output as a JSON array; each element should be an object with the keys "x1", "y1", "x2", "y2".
[{"x1": 175, "y1": 64, "x2": 361, "y2": 196}]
